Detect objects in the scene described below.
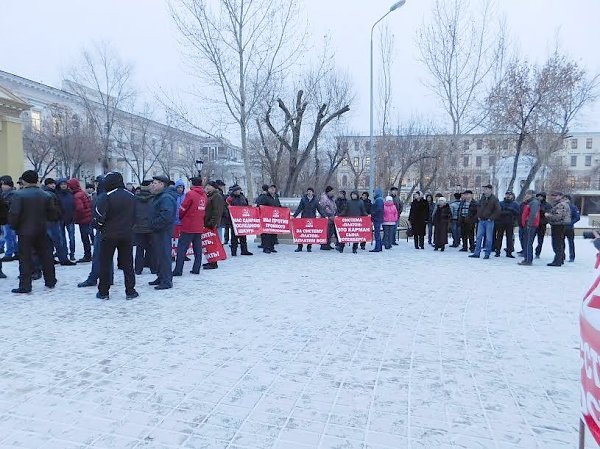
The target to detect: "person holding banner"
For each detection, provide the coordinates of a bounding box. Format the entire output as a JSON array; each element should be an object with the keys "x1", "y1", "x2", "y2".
[
  {"x1": 256, "y1": 184, "x2": 279, "y2": 254},
  {"x1": 203, "y1": 181, "x2": 226, "y2": 268},
  {"x1": 226, "y1": 185, "x2": 253, "y2": 256},
  {"x1": 337, "y1": 191, "x2": 367, "y2": 254},
  {"x1": 293, "y1": 187, "x2": 321, "y2": 253},
  {"x1": 319, "y1": 186, "x2": 337, "y2": 251},
  {"x1": 173, "y1": 177, "x2": 207, "y2": 276}
]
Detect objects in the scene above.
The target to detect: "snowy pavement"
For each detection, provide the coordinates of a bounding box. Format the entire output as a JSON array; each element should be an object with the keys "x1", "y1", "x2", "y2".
[{"x1": 0, "y1": 236, "x2": 594, "y2": 449}]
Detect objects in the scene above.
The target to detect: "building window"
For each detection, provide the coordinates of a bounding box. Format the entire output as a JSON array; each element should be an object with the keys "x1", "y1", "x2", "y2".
[
  {"x1": 571, "y1": 155, "x2": 577, "y2": 167},
  {"x1": 341, "y1": 158, "x2": 348, "y2": 167},
  {"x1": 476, "y1": 139, "x2": 483, "y2": 150},
  {"x1": 585, "y1": 155, "x2": 592, "y2": 167},
  {"x1": 475, "y1": 175, "x2": 481, "y2": 186},
  {"x1": 365, "y1": 157, "x2": 370, "y2": 166},
  {"x1": 489, "y1": 139, "x2": 497, "y2": 150},
  {"x1": 489, "y1": 156, "x2": 496, "y2": 166},
  {"x1": 463, "y1": 140, "x2": 469, "y2": 151},
  {"x1": 31, "y1": 110, "x2": 42, "y2": 132},
  {"x1": 475, "y1": 156, "x2": 482, "y2": 167},
  {"x1": 463, "y1": 156, "x2": 469, "y2": 167},
  {"x1": 587, "y1": 138, "x2": 593, "y2": 149},
  {"x1": 571, "y1": 139, "x2": 578, "y2": 149},
  {"x1": 353, "y1": 157, "x2": 359, "y2": 168}
]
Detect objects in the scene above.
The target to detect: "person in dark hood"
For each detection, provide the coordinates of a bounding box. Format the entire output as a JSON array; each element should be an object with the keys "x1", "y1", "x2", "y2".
[
  {"x1": 360, "y1": 192, "x2": 372, "y2": 250},
  {"x1": 369, "y1": 188, "x2": 384, "y2": 252},
  {"x1": 133, "y1": 180, "x2": 156, "y2": 275},
  {"x1": 408, "y1": 191, "x2": 428, "y2": 249},
  {"x1": 337, "y1": 190, "x2": 367, "y2": 254},
  {"x1": 293, "y1": 187, "x2": 321, "y2": 252},
  {"x1": 226, "y1": 185, "x2": 253, "y2": 256},
  {"x1": 94, "y1": 172, "x2": 137, "y2": 300},
  {"x1": 493, "y1": 191, "x2": 519, "y2": 258},
  {"x1": 148, "y1": 175, "x2": 177, "y2": 289},
  {"x1": 174, "y1": 179, "x2": 186, "y2": 227},
  {"x1": 256, "y1": 184, "x2": 278, "y2": 254},
  {"x1": 56, "y1": 178, "x2": 77, "y2": 261}
]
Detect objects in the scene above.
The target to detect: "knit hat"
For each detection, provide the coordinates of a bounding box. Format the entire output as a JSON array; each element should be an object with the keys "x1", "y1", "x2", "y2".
[
  {"x1": 438, "y1": 197, "x2": 447, "y2": 203},
  {"x1": 21, "y1": 170, "x2": 39, "y2": 184},
  {"x1": 325, "y1": 186, "x2": 334, "y2": 193},
  {"x1": 385, "y1": 195, "x2": 393, "y2": 201},
  {"x1": 44, "y1": 178, "x2": 56, "y2": 186}
]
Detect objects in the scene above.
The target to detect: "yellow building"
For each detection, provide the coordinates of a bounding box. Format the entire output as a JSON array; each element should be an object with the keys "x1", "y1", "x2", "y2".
[{"x1": 0, "y1": 85, "x2": 29, "y2": 180}]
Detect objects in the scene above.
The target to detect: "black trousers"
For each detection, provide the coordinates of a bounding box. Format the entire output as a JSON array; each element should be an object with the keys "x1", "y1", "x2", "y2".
[
  {"x1": 134, "y1": 233, "x2": 155, "y2": 274},
  {"x1": 413, "y1": 234, "x2": 425, "y2": 249},
  {"x1": 230, "y1": 229, "x2": 249, "y2": 253},
  {"x1": 261, "y1": 233, "x2": 276, "y2": 251},
  {"x1": 18, "y1": 232, "x2": 56, "y2": 291},
  {"x1": 153, "y1": 229, "x2": 173, "y2": 287},
  {"x1": 535, "y1": 225, "x2": 547, "y2": 256},
  {"x1": 173, "y1": 232, "x2": 203, "y2": 275},
  {"x1": 99, "y1": 237, "x2": 135, "y2": 296},
  {"x1": 564, "y1": 228, "x2": 575, "y2": 261},
  {"x1": 461, "y1": 221, "x2": 475, "y2": 250},
  {"x1": 550, "y1": 224, "x2": 566, "y2": 264},
  {"x1": 494, "y1": 223, "x2": 515, "y2": 254}
]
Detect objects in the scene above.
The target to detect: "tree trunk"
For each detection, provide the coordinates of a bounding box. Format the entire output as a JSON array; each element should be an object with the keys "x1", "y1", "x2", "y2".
[
  {"x1": 507, "y1": 132, "x2": 526, "y2": 193},
  {"x1": 516, "y1": 158, "x2": 541, "y2": 202}
]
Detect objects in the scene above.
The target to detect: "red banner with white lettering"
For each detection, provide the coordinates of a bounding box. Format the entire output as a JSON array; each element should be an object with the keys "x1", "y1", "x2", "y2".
[
  {"x1": 334, "y1": 216, "x2": 372, "y2": 243},
  {"x1": 171, "y1": 225, "x2": 195, "y2": 258},
  {"x1": 259, "y1": 206, "x2": 291, "y2": 234},
  {"x1": 290, "y1": 218, "x2": 328, "y2": 244},
  {"x1": 229, "y1": 206, "x2": 263, "y2": 236},
  {"x1": 201, "y1": 227, "x2": 227, "y2": 263}
]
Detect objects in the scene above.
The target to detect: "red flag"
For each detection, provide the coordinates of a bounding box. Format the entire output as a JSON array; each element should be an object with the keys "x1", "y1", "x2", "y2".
[
  {"x1": 229, "y1": 206, "x2": 262, "y2": 236},
  {"x1": 259, "y1": 206, "x2": 291, "y2": 234},
  {"x1": 201, "y1": 227, "x2": 227, "y2": 263},
  {"x1": 290, "y1": 218, "x2": 328, "y2": 244},
  {"x1": 334, "y1": 216, "x2": 372, "y2": 243}
]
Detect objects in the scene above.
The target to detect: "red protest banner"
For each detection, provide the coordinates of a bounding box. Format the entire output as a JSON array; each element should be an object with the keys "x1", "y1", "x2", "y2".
[
  {"x1": 580, "y1": 312, "x2": 600, "y2": 446},
  {"x1": 334, "y1": 216, "x2": 372, "y2": 243},
  {"x1": 201, "y1": 227, "x2": 228, "y2": 263},
  {"x1": 171, "y1": 225, "x2": 194, "y2": 258},
  {"x1": 259, "y1": 206, "x2": 291, "y2": 234},
  {"x1": 229, "y1": 206, "x2": 262, "y2": 236},
  {"x1": 290, "y1": 218, "x2": 328, "y2": 244}
]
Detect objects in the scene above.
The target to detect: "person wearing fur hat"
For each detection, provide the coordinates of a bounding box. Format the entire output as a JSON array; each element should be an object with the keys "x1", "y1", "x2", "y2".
[
  {"x1": 382, "y1": 195, "x2": 399, "y2": 250},
  {"x1": 432, "y1": 196, "x2": 452, "y2": 251}
]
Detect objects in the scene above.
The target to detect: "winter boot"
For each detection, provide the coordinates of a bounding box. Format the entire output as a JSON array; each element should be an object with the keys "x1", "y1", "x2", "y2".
[
  {"x1": 295, "y1": 244, "x2": 302, "y2": 252},
  {"x1": 231, "y1": 247, "x2": 237, "y2": 257}
]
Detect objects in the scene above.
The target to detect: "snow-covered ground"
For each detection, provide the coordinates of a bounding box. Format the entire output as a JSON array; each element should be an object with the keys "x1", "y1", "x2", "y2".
[{"x1": 0, "y1": 236, "x2": 595, "y2": 449}]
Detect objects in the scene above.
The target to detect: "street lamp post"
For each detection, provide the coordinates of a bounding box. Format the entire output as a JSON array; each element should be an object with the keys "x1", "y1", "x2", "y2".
[
  {"x1": 369, "y1": 0, "x2": 406, "y2": 195},
  {"x1": 195, "y1": 159, "x2": 204, "y2": 177}
]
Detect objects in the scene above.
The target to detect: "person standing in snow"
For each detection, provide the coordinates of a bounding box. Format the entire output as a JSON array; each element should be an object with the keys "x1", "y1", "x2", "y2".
[
  {"x1": 227, "y1": 185, "x2": 253, "y2": 257},
  {"x1": 408, "y1": 191, "x2": 428, "y2": 250},
  {"x1": 382, "y1": 195, "x2": 399, "y2": 250},
  {"x1": 293, "y1": 187, "x2": 321, "y2": 253},
  {"x1": 337, "y1": 191, "x2": 367, "y2": 253},
  {"x1": 369, "y1": 188, "x2": 384, "y2": 252},
  {"x1": 564, "y1": 195, "x2": 580, "y2": 262},
  {"x1": 432, "y1": 197, "x2": 451, "y2": 251},
  {"x1": 148, "y1": 175, "x2": 177, "y2": 289},
  {"x1": 319, "y1": 186, "x2": 337, "y2": 251}
]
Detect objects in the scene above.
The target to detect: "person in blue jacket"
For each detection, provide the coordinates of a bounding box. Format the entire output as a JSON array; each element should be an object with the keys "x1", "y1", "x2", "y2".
[
  {"x1": 370, "y1": 188, "x2": 384, "y2": 252},
  {"x1": 564, "y1": 194, "x2": 580, "y2": 262},
  {"x1": 174, "y1": 179, "x2": 186, "y2": 226}
]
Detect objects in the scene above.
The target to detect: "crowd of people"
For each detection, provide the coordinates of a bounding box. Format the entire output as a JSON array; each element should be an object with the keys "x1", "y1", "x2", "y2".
[{"x1": 0, "y1": 170, "x2": 582, "y2": 299}]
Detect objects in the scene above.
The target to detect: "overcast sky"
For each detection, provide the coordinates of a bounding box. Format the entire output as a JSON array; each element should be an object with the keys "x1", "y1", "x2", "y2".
[{"x1": 1, "y1": 0, "x2": 599, "y2": 142}]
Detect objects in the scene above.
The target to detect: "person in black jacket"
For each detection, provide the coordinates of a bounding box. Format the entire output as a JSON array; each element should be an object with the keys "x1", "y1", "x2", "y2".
[
  {"x1": 408, "y1": 191, "x2": 428, "y2": 249},
  {"x1": 335, "y1": 191, "x2": 348, "y2": 217},
  {"x1": 493, "y1": 191, "x2": 520, "y2": 258},
  {"x1": 256, "y1": 184, "x2": 278, "y2": 254},
  {"x1": 203, "y1": 181, "x2": 226, "y2": 268},
  {"x1": 56, "y1": 179, "x2": 77, "y2": 262},
  {"x1": 227, "y1": 185, "x2": 253, "y2": 257},
  {"x1": 360, "y1": 192, "x2": 372, "y2": 250},
  {"x1": 458, "y1": 190, "x2": 478, "y2": 252},
  {"x1": 148, "y1": 175, "x2": 177, "y2": 289},
  {"x1": 432, "y1": 197, "x2": 452, "y2": 251},
  {"x1": 293, "y1": 187, "x2": 321, "y2": 252},
  {"x1": 133, "y1": 180, "x2": 155, "y2": 275},
  {"x1": 535, "y1": 192, "x2": 551, "y2": 258},
  {"x1": 7, "y1": 170, "x2": 57, "y2": 293},
  {"x1": 94, "y1": 172, "x2": 137, "y2": 300},
  {"x1": 338, "y1": 190, "x2": 367, "y2": 254}
]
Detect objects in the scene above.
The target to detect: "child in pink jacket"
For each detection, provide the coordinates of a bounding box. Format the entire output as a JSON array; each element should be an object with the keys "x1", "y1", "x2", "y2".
[{"x1": 383, "y1": 196, "x2": 399, "y2": 249}]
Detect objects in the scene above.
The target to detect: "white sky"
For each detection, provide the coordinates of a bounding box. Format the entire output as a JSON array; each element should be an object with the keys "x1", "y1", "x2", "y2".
[{"x1": 1, "y1": 0, "x2": 599, "y2": 142}]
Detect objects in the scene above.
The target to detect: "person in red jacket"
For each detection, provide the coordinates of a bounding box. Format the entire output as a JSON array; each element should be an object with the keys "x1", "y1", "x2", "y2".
[
  {"x1": 172, "y1": 177, "x2": 207, "y2": 276},
  {"x1": 67, "y1": 178, "x2": 93, "y2": 262}
]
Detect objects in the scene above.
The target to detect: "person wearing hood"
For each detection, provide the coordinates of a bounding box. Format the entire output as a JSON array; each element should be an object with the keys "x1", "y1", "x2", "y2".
[
  {"x1": 319, "y1": 186, "x2": 337, "y2": 250},
  {"x1": 227, "y1": 185, "x2": 253, "y2": 257},
  {"x1": 94, "y1": 172, "x2": 137, "y2": 300},
  {"x1": 382, "y1": 195, "x2": 399, "y2": 250},
  {"x1": 369, "y1": 188, "x2": 384, "y2": 252},
  {"x1": 493, "y1": 191, "x2": 519, "y2": 258},
  {"x1": 337, "y1": 190, "x2": 367, "y2": 253},
  {"x1": 389, "y1": 187, "x2": 403, "y2": 246},
  {"x1": 256, "y1": 184, "x2": 278, "y2": 254},
  {"x1": 408, "y1": 191, "x2": 428, "y2": 249},
  {"x1": 293, "y1": 187, "x2": 321, "y2": 252},
  {"x1": 432, "y1": 197, "x2": 452, "y2": 251},
  {"x1": 148, "y1": 175, "x2": 177, "y2": 289},
  {"x1": 133, "y1": 180, "x2": 156, "y2": 275},
  {"x1": 174, "y1": 179, "x2": 186, "y2": 227},
  {"x1": 56, "y1": 178, "x2": 77, "y2": 262},
  {"x1": 67, "y1": 178, "x2": 93, "y2": 262}
]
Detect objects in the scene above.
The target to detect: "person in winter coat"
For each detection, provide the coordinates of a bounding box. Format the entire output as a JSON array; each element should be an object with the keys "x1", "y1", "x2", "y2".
[
  {"x1": 41, "y1": 178, "x2": 70, "y2": 265},
  {"x1": 1, "y1": 176, "x2": 18, "y2": 261},
  {"x1": 293, "y1": 187, "x2": 321, "y2": 252},
  {"x1": 56, "y1": 178, "x2": 77, "y2": 262},
  {"x1": 382, "y1": 195, "x2": 399, "y2": 250},
  {"x1": 256, "y1": 184, "x2": 278, "y2": 254},
  {"x1": 564, "y1": 195, "x2": 580, "y2": 262},
  {"x1": 458, "y1": 190, "x2": 478, "y2": 252},
  {"x1": 469, "y1": 184, "x2": 501, "y2": 259},
  {"x1": 408, "y1": 191, "x2": 428, "y2": 250},
  {"x1": 148, "y1": 175, "x2": 177, "y2": 289},
  {"x1": 370, "y1": 188, "x2": 384, "y2": 252},
  {"x1": 94, "y1": 172, "x2": 137, "y2": 300},
  {"x1": 67, "y1": 178, "x2": 93, "y2": 262},
  {"x1": 360, "y1": 192, "x2": 372, "y2": 250},
  {"x1": 133, "y1": 180, "x2": 155, "y2": 275},
  {"x1": 337, "y1": 190, "x2": 367, "y2": 253},
  {"x1": 449, "y1": 193, "x2": 462, "y2": 247},
  {"x1": 172, "y1": 177, "x2": 208, "y2": 276},
  {"x1": 7, "y1": 170, "x2": 57, "y2": 294},
  {"x1": 545, "y1": 191, "x2": 571, "y2": 266},
  {"x1": 335, "y1": 191, "x2": 348, "y2": 217},
  {"x1": 0, "y1": 194, "x2": 7, "y2": 278},
  {"x1": 425, "y1": 194, "x2": 435, "y2": 245},
  {"x1": 203, "y1": 181, "x2": 226, "y2": 267},
  {"x1": 174, "y1": 179, "x2": 186, "y2": 227},
  {"x1": 519, "y1": 190, "x2": 541, "y2": 266},
  {"x1": 319, "y1": 186, "x2": 337, "y2": 250},
  {"x1": 389, "y1": 187, "x2": 403, "y2": 246},
  {"x1": 432, "y1": 197, "x2": 452, "y2": 251},
  {"x1": 534, "y1": 192, "x2": 552, "y2": 258},
  {"x1": 493, "y1": 191, "x2": 520, "y2": 258},
  {"x1": 212, "y1": 180, "x2": 231, "y2": 244},
  {"x1": 227, "y1": 185, "x2": 253, "y2": 257}
]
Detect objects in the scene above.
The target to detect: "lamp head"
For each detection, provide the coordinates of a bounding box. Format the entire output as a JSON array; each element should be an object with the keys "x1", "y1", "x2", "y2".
[
  {"x1": 390, "y1": 0, "x2": 406, "y2": 11},
  {"x1": 195, "y1": 159, "x2": 204, "y2": 170}
]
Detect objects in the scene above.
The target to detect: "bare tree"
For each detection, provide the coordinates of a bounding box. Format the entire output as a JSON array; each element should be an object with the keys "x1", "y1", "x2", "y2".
[
  {"x1": 417, "y1": 0, "x2": 505, "y2": 135},
  {"x1": 378, "y1": 25, "x2": 395, "y2": 136},
  {"x1": 67, "y1": 41, "x2": 135, "y2": 172},
  {"x1": 169, "y1": 0, "x2": 305, "y2": 199},
  {"x1": 22, "y1": 121, "x2": 57, "y2": 180}
]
